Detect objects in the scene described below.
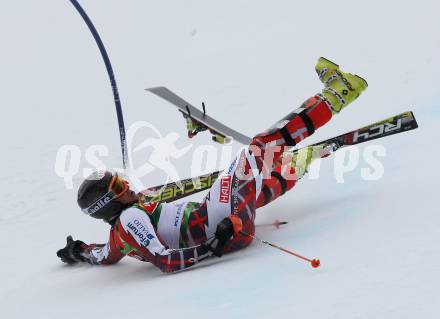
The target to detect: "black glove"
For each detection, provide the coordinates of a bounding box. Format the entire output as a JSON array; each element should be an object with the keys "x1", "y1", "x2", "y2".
[
  {"x1": 205, "y1": 218, "x2": 234, "y2": 257},
  {"x1": 57, "y1": 236, "x2": 87, "y2": 265}
]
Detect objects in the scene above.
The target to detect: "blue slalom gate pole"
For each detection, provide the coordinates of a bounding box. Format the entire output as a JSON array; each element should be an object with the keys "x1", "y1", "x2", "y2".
[{"x1": 69, "y1": 0, "x2": 128, "y2": 169}]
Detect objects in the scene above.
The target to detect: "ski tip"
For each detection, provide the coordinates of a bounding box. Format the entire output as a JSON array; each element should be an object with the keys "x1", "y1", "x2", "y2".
[{"x1": 145, "y1": 86, "x2": 167, "y2": 92}]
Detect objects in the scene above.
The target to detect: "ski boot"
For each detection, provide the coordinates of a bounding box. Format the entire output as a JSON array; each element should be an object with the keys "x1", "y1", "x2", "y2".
[
  {"x1": 183, "y1": 113, "x2": 208, "y2": 138},
  {"x1": 315, "y1": 57, "x2": 368, "y2": 113},
  {"x1": 283, "y1": 142, "x2": 339, "y2": 180}
]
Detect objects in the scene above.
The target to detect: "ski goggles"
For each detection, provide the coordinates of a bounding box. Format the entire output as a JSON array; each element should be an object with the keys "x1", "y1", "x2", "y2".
[
  {"x1": 82, "y1": 174, "x2": 130, "y2": 216},
  {"x1": 109, "y1": 174, "x2": 129, "y2": 198}
]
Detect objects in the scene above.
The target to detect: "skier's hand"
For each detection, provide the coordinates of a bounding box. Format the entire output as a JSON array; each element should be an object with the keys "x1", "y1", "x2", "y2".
[
  {"x1": 56, "y1": 236, "x2": 87, "y2": 265},
  {"x1": 205, "y1": 217, "x2": 242, "y2": 257}
]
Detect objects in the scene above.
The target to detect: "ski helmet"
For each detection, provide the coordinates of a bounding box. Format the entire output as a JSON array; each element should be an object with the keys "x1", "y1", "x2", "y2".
[{"x1": 77, "y1": 171, "x2": 125, "y2": 224}]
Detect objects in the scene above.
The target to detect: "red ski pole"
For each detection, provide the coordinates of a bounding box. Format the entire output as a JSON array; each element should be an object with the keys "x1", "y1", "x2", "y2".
[{"x1": 240, "y1": 231, "x2": 321, "y2": 268}]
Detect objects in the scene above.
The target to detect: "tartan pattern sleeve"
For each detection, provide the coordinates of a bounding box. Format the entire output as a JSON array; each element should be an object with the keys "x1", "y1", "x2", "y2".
[{"x1": 115, "y1": 207, "x2": 213, "y2": 273}]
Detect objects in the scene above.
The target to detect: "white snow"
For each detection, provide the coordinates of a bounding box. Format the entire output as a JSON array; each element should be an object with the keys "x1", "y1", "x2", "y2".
[{"x1": 1, "y1": 1, "x2": 439, "y2": 318}]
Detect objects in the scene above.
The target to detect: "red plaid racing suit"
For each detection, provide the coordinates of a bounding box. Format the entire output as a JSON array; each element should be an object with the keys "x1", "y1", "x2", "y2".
[{"x1": 81, "y1": 95, "x2": 333, "y2": 273}]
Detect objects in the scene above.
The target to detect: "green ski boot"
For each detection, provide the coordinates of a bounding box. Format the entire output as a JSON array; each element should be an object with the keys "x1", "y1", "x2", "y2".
[
  {"x1": 183, "y1": 114, "x2": 208, "y2": 138},
  {"x1": 315, "y1": 57, "x2": 368, "y2": 113},
  {"x1": 283, "y1": 142, "x2": 338, "y2": 180}
]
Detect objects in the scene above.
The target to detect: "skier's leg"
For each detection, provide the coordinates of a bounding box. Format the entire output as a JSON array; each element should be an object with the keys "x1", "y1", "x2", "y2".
[
  {"x1": 253, "y1": 58, "x2": 368, "y2": 208},
  {"x1": 225, "y1": 58, "x2": 367, "y2": 252},
  {"x1": 222, "y1": 142, "x2": 335, "y2": 252},
  {"x1": 250, "y1": 59, "x2": 367, "y2": 175},
  {"x1": 205, "y1": 57, "x2": 367, "y2": 253}
]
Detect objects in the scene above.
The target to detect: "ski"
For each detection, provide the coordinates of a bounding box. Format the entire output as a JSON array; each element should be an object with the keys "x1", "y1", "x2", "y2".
[
  {"x1": 139, "y1": 111, "x2": 418, "y2": 203},
  {"x1": 139, "y1": 171, "x2": 221, "y2": 203},
  {"x1": 308, "y1": 111, "x2": 418, "y2": 148},
  {"x1": 146, "y1": 86, "x2": 252, "y2": 145}
]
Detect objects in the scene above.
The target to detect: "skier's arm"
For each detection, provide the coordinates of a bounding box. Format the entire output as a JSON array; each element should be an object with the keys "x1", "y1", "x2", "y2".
[
  {"x1": 57, "y1": 214, "x2": 236, "y2": 272},
  {"x1": 150, "y1": 243, "x2": 213, "y2": 273},
  {"x1": 116, "y1": 208, "x2": 213, "y2": 273}
]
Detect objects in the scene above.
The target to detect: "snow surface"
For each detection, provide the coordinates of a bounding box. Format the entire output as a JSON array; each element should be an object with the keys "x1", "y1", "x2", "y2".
[{"x1": 1, "y1": 1, "x2": 439, "y2": 318}]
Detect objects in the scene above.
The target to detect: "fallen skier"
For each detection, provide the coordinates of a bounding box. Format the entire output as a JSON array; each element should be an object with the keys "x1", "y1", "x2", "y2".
[{"x1": 57, "y1": 57, "x2": 367, "y2": 273}]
